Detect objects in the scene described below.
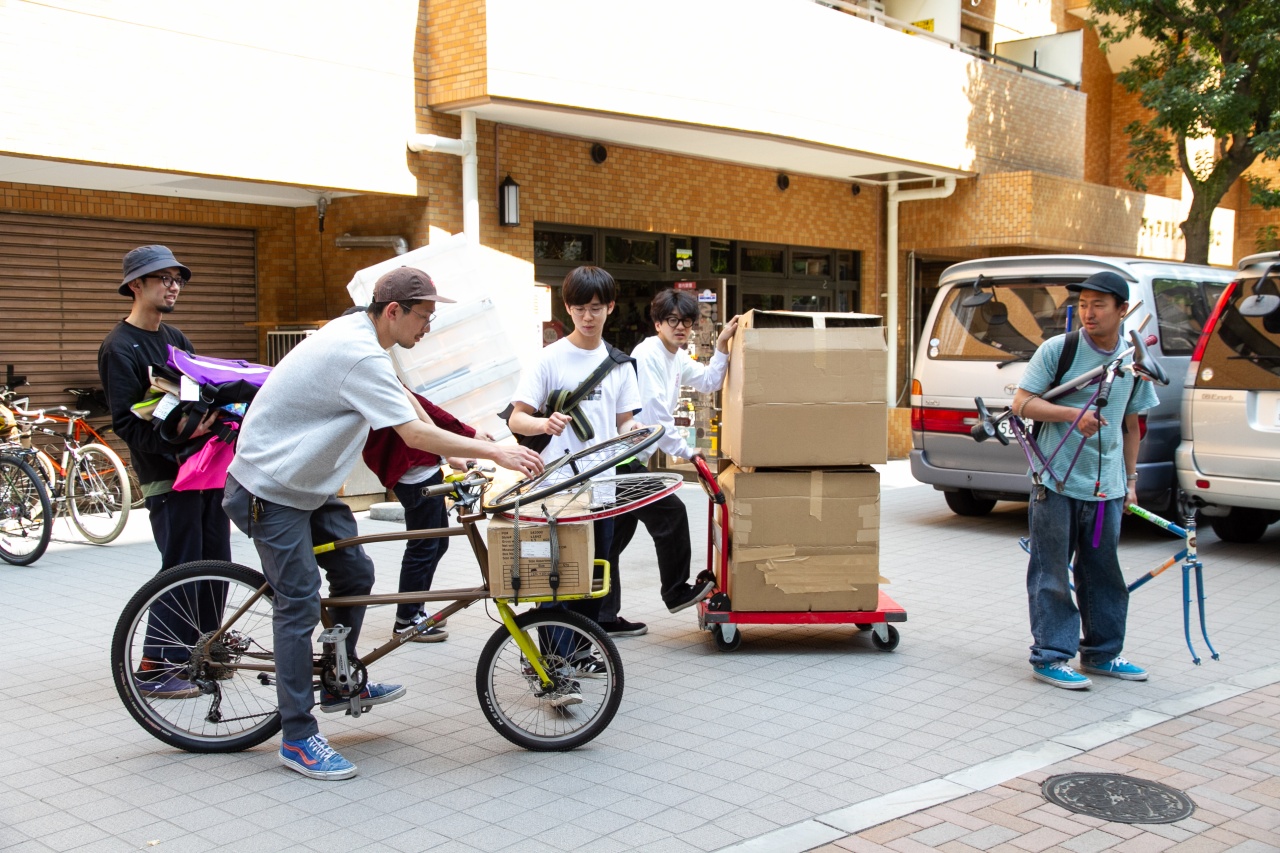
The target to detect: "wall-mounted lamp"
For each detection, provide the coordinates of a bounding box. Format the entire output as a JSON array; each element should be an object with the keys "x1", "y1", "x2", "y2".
[
  {"x1": 499, "y1": 175, "x2": 521, "y2": 227},
  {"x1": 591, "y1": 143, "x2": 608, "y2": 164},
  {"x1": 777, "y1": 173, "x2": 790, "y2": 191}
]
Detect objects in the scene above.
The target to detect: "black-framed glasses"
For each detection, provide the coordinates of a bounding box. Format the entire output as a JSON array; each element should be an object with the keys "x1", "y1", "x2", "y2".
[
  {"x1": 408, "y1": 307, "x2": 437, "y2": 325},
  {"x1": 144, "y1": 274, "x2": 186, "y2": 290},
  {"x1": 663, "y1": 316, "x2": 696, "y2": 329}
]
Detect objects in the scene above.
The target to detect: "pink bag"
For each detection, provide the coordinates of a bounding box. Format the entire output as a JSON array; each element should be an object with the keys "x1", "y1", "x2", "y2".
[{"x1": 173, "y1": 428, "x2": 236, "y2": 492}]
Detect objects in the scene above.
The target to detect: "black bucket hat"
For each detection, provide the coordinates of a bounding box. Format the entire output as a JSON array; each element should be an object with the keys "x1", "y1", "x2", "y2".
[{"x1": 120, "y1": 245, "x2": 191, "y2": 297}]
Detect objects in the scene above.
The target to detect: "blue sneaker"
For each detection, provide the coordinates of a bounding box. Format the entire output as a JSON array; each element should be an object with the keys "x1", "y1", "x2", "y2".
[
  {"x1": 1081, "y1": 656, "x2": 1148, "y2": 681},
  {"x1": 279, "y1": 735, "x2": 356, "y2": 780},
  {"x1": 1032, "y1": 661, "x2": 1092, "y2": 690},
  {"x1": 319, "y1": 682, "x2": 406, "y2": 714}
]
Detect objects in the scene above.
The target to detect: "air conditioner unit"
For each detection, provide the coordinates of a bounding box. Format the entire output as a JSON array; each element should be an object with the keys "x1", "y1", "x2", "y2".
[{"x1": 266, "y1": 328, "x2": 317, "y2": 365}]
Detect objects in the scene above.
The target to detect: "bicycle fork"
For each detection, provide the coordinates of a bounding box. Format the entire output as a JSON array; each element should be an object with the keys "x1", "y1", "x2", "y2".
[{"x1": 493, "y1": 599, "x2": 555, "y2": 689}]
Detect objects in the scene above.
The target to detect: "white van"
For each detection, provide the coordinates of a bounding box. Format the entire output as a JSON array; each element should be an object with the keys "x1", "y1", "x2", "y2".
[
  {"x1": 910, "y1": 255, "x2": 1236, "y2": 516},
  {"x1": 1176, "y1": 251, "x2": 1280, "y2": 542}
]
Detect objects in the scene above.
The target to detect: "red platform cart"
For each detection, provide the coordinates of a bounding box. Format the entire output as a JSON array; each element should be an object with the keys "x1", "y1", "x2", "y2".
[{"x1": 691, "y1": 456, "x2": 906, "y2": 653}]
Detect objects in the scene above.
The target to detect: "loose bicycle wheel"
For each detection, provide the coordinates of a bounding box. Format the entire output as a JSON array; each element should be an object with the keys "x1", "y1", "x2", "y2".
[
  {"x1": 112, "y1": 560, "x2": 281, "y2": 753},
  {"x1": 497, "y1": 473, "x2": 684, "y2": 523},
  {"x1": 67, "y1": 443, "x2": 131, "y2": 544},
  {"x1": 0, "y1": 455, "x2": 53, "y2": 566},
  {"x1": 482, "y1": 426, "x2": 663, "y2": 514},
  {"x1": 477, "y1": 608, "x2": 623, "y2": 751}
]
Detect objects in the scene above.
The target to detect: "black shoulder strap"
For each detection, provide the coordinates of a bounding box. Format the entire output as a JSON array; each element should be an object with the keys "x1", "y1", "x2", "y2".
[
  {"x1": 1051, "y1": 330, "x2": 1081, "y2": 391},
  {"x1": 563, "y1": 352, "x2": 620, "y2": 411}
]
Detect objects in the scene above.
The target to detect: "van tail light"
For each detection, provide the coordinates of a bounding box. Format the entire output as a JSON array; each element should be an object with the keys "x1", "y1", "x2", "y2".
[
  {"x1": 1187, "y1": 281, "x2": 1237, "y2": 387},
  {"x1": 915, "y1": 407, "x2": 979, "y2": 435},
  {"x1": 1196, "y1": 479, "x2": 1211, "y2": 490},
  {"x1": 1138, "y1": 414, "x2": 1147, "y2": 440}
]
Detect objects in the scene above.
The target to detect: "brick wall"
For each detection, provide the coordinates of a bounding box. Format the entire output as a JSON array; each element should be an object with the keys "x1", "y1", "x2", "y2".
[
  {"x1": 966, "y1": 62, "x2": 1085, "y2": 180},
  {"x1": 425, "y1": 0, "x2": 486, "y2": 106}
]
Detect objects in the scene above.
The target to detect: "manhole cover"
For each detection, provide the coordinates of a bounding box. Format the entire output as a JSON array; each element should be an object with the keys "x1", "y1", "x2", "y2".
[{"x1": 1042, "y1": 773, "x2": 1195, "y2": 824}]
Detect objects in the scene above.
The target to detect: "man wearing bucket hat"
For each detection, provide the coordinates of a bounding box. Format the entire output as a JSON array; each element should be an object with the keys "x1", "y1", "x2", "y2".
[
  {"x1": 222, "y1": 266, "x2": 545, "y2": 781},
  {"x1": 98, "y1": 245, "x2": 231, "y2": 700},
  {"x1": 1012, "y1": 270, "x2": 1158, "y2": 691}
]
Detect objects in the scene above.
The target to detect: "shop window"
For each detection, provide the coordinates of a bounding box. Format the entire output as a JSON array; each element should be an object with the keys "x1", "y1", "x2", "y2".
[
  {"x1": 740, "y1": 245, "x2": 785, "y2": 275},
  {"x1": 605, "y1": 234, "x2": 660, "y2": 268},
  {"x1": 670, "y1": 236, "x2": 695, "y2": 273},
  {"x1": 534, "y1": 229, "x2": 595, "y2": 263},
  {"x1": 710, "y1": 239, "x2": 733, "y2": 275},
  {"x1": 791, "y1": 248, "x2": 832, "y2": 277},
  {"x1": 837, "y1": 251, "x2": 860, "y2": 282}
]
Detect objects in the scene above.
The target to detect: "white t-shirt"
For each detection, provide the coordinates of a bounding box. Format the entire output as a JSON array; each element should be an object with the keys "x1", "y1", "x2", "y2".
[
  {"x1": 631, "y1": 335, "x2": 728, "y2": 462},
  {"x1": 512, "y1": 337, "x2": 641, "y2": 462}
]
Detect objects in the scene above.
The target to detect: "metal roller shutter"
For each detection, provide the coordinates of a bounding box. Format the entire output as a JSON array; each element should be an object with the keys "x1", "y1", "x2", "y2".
[{"x1": 0, "y1": 212, "x2": 258, "y2": 421}]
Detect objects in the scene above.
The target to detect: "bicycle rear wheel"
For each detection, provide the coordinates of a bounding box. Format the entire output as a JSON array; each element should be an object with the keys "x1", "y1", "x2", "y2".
[
  {"x1": 476, "y1": 608, "x2": 623, "y2": 751},
  {"x1": 482, "y1": 426, "x2": 663, "y2": 514},
  {"x1": 0, "y1": 455, "x2": 52, "y2": 566},
  {"x1": 67, "y1": 443, "x2": 131, "y2": 544},
  {"x1": 112, "y1": 560, "x2": 281, "y2": 753}
]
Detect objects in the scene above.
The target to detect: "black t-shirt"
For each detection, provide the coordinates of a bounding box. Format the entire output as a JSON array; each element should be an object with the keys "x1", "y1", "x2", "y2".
[{"x1": 97, "y1": 320, "x2": 194, "y2": 488}]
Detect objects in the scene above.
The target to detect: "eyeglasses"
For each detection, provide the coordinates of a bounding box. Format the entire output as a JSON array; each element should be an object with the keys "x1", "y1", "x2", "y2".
[
  {"x1": 408, "y1": 307, "x2": 437, "y2": 325},
  {"x1": 144, "y1": 274, "x2": 185, "y2": 290},
  {"x1": 662, "y1": 316, "x2": 696, "y2": 329},
  {"x1": 568, "y1": 303, "x2": 608, "y2": 317}
]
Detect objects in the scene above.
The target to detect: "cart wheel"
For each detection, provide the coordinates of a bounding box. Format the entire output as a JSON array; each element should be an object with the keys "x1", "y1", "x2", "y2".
[
  {"x1": 853, "y1": 623, "x2": 872, "y2": 632},
  {"x1": 870, "y1": 625, "x2": 900, "y2": 652},
  {"x1": 711, "y1": 624, "x2": 742, "y2": 652}
]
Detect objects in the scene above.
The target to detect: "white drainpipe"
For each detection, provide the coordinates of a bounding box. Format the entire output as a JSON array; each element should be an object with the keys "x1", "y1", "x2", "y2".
[
  {"x1": 407, "y1": 110, "x2": 480, "y2": 244},
  {"x1": 886, "y1": 177, "x2": 956, "y2": 405}
]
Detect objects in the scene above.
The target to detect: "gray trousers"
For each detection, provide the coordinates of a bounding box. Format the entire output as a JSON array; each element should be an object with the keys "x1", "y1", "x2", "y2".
[{"x1": 223, "y1": 477, "x2": 375, "y2": 742}]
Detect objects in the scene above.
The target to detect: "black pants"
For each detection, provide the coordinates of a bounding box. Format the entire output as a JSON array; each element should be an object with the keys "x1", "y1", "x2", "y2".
[{"x1": 602, "y1": 460, "x2": 693, "y2": 620}]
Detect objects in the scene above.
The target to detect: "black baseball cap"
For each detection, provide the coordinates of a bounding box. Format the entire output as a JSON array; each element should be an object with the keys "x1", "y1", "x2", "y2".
[{"x1": 1067, "y1": 271, "x2": 1129, "y2": 303}]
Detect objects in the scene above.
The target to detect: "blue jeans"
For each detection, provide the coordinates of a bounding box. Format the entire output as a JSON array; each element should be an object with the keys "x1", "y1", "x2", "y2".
[
  {"x1": 223, "y1": 477, "x2": 375, "y2": 741},
  {"x1": 1026, "y1": 489, "x2": 1128, "y2": 667},
  {"x1": 393, "y1": 472, "x2": 449, "y2": 623}
]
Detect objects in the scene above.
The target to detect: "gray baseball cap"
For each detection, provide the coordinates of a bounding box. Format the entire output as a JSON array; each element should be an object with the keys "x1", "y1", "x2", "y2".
[{"x1": 120, "y1": 245, "x2": 191, "y2": 296}]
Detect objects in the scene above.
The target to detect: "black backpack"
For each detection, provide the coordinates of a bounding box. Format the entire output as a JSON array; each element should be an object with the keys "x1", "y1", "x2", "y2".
[{"x1": 1029, "y1": 330, "x2": 1080, "y2": 441}]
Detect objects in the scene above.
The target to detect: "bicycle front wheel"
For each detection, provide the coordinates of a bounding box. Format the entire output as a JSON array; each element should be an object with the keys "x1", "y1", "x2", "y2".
[
  {"x1": 482, "y1": 426, "x2": 663, "y2": 514},
  {"x1": 477, "y1": 608, "x2": 623, "y2": 751},
  {"x1": 67, "y1": 443, "x2": 131, "y2": 544},
  {"x1": 0, "y1": 455, "x2": 53, "y2": 566},
  {"x1": 112, "y1": 560, "x2": 281, "y2": 753}
]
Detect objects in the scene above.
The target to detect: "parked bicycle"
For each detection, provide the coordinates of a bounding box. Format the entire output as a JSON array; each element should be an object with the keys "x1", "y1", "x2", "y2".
[
  {"x1": 4, "y1": 402, "x2": 132, "y2": 545},
  {"x1": 0, "y1": 449, "x2": 53, "y2": 566},
  {"x1": 111, "y1": 427, "x2": 684, "y2": 753}
]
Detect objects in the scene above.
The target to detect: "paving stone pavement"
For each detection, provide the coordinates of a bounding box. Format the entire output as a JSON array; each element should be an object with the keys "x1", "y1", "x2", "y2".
[{"x1": 1, "y1": 461, "x2": 1277, "y2": 853}]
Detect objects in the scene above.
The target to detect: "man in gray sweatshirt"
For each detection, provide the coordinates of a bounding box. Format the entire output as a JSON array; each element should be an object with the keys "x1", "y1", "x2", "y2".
[{"x1": 223, "y1": 267, "x2": 543, "y2": 781}]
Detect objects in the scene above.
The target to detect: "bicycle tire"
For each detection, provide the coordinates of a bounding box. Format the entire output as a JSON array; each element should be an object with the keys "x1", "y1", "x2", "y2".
[
  {"x1": 497, "y1": 473, "x2": 684, "y2": 523},
  {"x1": 112, "y1": 560, "x2": 281, "y2": 753},
  {"x1": 67, "y1": 443, "x2": 131, "y2": 544},
  {"x1": 476, "y1": 608, "x2": 623, "y2": 751},
  {"x1": 0, "y1": 455, "x2": 53, "y2": 566},
  {"x1": 482, "y1": 426, "x2": 663, "y2": 514}
]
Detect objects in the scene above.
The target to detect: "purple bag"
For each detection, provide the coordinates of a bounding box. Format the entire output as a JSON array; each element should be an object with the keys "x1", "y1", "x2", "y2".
[
  {"x1": 155, "y1": 346, "x2": 271, "y2": 443},
  {"x1": 173, "y1": 425, "x2": 237, "y2": 491}
]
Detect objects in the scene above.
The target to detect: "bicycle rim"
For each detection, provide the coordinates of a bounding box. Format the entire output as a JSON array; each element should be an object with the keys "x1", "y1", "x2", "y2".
[
  {"x1": 482, "y1": 427, "x2": 663, "y2": 514},
  {"x1": 67, "y1": 443, "x2": 130, "y2": 544},
  {"x1": 0, "y1": 456, "x2": 53, "y2": 566},
  {"x1": 112, "y1": 561, "x2": 281, "y2": 752},
  {"x1": 476, "y1": 608, "x2": 623, "y2": 751},
  {"x1": 499, "y1": 473, "x2": 683, "y2": 523}
]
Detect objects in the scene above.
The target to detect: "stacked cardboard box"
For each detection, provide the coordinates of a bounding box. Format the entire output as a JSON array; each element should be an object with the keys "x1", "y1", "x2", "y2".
[
  {"x1": 487, "y1": 517, "x2": 594, "y2": 599},
  {"x1": 717, "y1": 310, "x2": 888, "y2": 612}
]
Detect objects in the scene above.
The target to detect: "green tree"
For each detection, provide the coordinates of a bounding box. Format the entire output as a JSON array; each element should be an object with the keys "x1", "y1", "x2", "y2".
[{"x1": 1089, "y1": 0, "x2": 1280, "y2": 264}]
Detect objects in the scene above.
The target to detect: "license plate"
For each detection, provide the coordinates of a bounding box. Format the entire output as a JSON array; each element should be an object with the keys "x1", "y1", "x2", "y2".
[{"x1": 997, "y1": 419, "x2": 1027, "y2": 440}]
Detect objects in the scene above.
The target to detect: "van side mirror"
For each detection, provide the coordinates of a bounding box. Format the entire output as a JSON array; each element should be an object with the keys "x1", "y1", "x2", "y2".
[{"x1": 1239, "y1": 263, "x2": 1280, "y2": 317}]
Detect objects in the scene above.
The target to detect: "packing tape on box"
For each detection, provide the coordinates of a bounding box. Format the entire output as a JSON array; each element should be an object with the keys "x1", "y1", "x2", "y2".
[{"x1": 809, "y1": 470, "x2": 823, "y2": 521}]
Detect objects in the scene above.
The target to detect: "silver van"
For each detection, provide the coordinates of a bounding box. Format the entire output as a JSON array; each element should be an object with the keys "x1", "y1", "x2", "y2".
[
  {"x1": 910, "y1": 255, "x2": 1236, "y2": 516},
  {"x1": 1176, "y1": 251, "x2": 1280, "y2": 542}
]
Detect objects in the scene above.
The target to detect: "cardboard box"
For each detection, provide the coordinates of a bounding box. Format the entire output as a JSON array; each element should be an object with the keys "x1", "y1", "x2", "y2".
[
  {"x1": 721, "y1": 309, "x2": 888, "y2": 467},
  {"x1": 486, "y1": 518, "x2": 594, "y2": 599},
  {"x1": 715, "y1": 464, "x2": 883, "y2": 612}
]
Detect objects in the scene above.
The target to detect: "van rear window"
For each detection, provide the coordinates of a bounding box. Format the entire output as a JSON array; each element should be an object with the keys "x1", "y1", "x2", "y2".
[
  {"x1": 1152, "y1": 278, "x2": 1227, "y2": 356},
  {"x1": 927, "y1": 284, "x2": 1076, "y2": 362},
  {"x1": 1196, "y1": 277, "x2": 1280, "y2": 390}
]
